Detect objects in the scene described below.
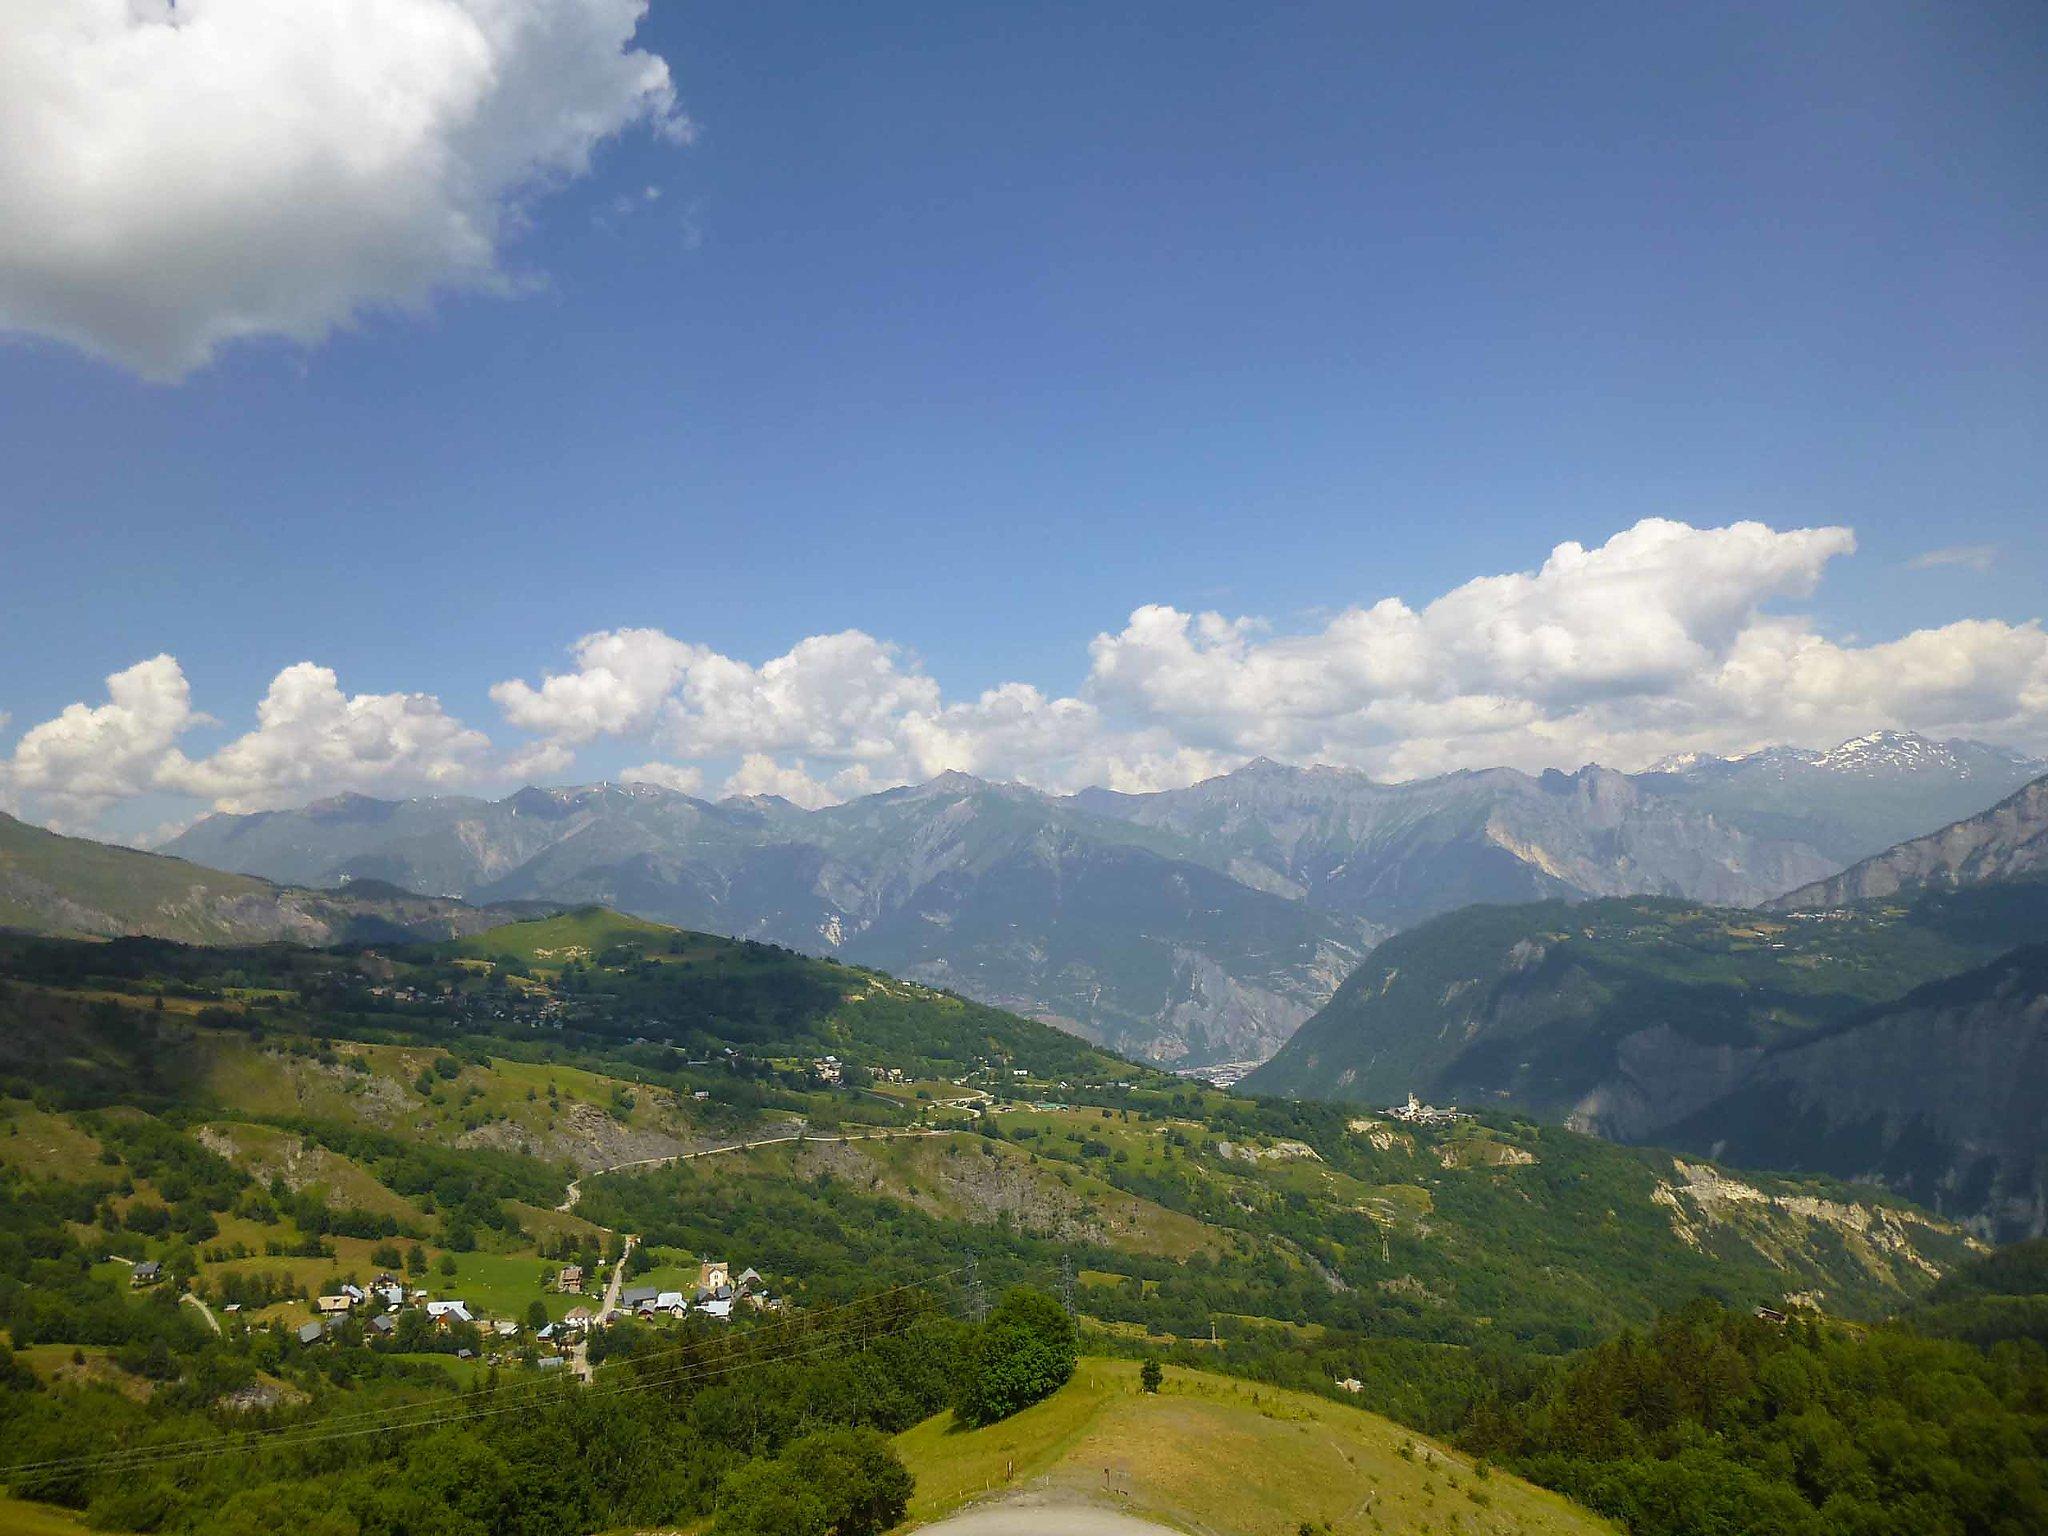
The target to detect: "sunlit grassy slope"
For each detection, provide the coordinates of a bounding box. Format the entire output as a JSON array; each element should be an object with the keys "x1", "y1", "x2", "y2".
[
  {"x1": 0, "y1": 1495, "x2": 91, "y2": 1534},
  {"x1": 893, "y1": 1357, "x2": 1615, "y2": 1536}
]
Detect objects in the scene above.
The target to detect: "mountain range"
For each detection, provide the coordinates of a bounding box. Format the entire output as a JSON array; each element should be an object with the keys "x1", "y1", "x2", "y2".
[
  {"x1": 148, "y1": 731, "x2": 2044, "y2": 1066},
  {"x1": 1246, "y1": 774, "x2": 2048, "y2": 1239}
]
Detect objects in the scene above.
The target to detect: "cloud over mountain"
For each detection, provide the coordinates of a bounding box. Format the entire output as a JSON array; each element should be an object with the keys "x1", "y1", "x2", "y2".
[
  {"x1": 5, "y1": 518, "x2": 2046, "y2": 830},
  {"x1": 0, "y1": 0, "x2": 681, "y2": 379},
  {"x1": 2, "y1": 656, "x2": 490, "y2": 826}
]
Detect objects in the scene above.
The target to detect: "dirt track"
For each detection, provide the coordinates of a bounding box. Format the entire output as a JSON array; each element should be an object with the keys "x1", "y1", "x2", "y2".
[{"x1": 913, "y1": 1505, "x2": 1180, "y2": 1535}]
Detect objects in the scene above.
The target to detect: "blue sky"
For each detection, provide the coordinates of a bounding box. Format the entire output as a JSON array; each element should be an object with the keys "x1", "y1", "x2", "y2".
[{"x1": 1, "y1": 1, "x2": 2044, "y2": 836}]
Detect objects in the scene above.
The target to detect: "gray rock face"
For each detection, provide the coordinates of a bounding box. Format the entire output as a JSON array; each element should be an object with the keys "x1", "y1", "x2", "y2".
[
  {"x1": 1771, "y1": 773, "x2": 2048, "y2": 910},
  {"x1": 1661, "y1": 945, "x2": 2048, "y2": 1242}
]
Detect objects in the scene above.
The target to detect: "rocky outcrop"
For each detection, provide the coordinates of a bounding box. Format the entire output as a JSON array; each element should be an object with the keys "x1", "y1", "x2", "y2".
[{"x1": 1660, "y1": 945, "x2": 2048, "y2": 1242}]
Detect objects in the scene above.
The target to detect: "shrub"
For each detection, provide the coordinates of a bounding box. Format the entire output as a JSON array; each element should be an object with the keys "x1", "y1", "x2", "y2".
[{"x1": 956, "y1": 1286, "x2": 1076, "y2": 1427}]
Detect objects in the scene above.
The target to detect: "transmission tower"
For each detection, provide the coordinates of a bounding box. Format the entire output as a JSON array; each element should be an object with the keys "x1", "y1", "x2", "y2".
[{"x1": 965, "y1": 1252, "x2": 988, "y2": 1324}]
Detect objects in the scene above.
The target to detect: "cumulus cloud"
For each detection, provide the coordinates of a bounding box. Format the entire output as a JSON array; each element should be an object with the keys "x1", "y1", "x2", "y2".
[
  {"x1": 478, "y1": 518, "x2": 2048, "y2": 803},
  {"x1": 0, "y1": 655, "x2": 204, "y2": 823},
  {"x1": 620, "y1": 760, "x2": 704, "y2": 796},
  {"x1": 0, "y1": 0, "x2": 681, "y2": 379},
  {"x1": 2, "y1": 657, "x2": 496, "y2": 825},
  {"x1": 492, "y1": 627, "x2": 699, "y2": 745},
  {"x1": 158, "y1": 663, "x2": 494, "y2": 812},
  {"x1": 1085, "y1": 520, "x2": 2047, "y2": 777},
  {"x1": 10, "y1": 518, "x2": 2048, "y2": 830},
  {"x1": 720, "y1": 753, "x2": 839, "y2": 809}
]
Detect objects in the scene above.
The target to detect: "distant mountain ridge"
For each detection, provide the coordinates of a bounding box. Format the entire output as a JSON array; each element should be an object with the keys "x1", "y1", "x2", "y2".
[
  {"x1": 0, "y1": 811, "x2": 552, "y2": 946},
  {"x1": 1771, "y1": 771, "x2": 2048, "y2": 910},
  {"x1": 1641, "y1": 731, "x2": 2046, "y2": 865},
  {"x1": 159, "y1": 731, "x2": 2045, "y2": 1066}
]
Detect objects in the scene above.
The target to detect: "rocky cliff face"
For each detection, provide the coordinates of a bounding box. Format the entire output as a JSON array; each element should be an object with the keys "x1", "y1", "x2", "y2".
[
  {"x1": 1661, "y1": 945, "x2": 2048, "y2": 1242},
  {"x1": 1771, "y1": 773, "x2": 2048, "y2": 910}
]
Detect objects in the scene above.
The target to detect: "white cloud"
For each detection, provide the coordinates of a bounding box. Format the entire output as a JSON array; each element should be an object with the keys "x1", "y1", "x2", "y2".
[
  {"x1": 1906, "y1": 544, "x2": 1999, "y2": 573},
  {"x1": 0, "y1": 0, "x2": 681, "y2": 379},
  {"x1": 621, "y1": 760, "x2": 704, "y2": 796},
  {"x1": 11, "y1": 518, "x2": 2048, "y2": 833},
  {"x1": 1, "y1": 655, "x2": 203, "y2": 822},
  {"x1": 720, "y1": 753, "x2": 838, "y2": 809},
  {"x1": 159, "y1": 663, "x2": 493, "y2": 812},
  {"x1": 662, "y1": 631, "x2": 943, "y2": 762},
  {"x1": 492, "y1": 627, "x2": 699, "y2": 745},
  {"x1": 1084, "y1": 520, "x2": 2048, "y2": 776},
  {"x1": 3, "y1": 658, "x2": 497, "y2": 826},
  {"x1": 483, "y1": 519, "x2": 2046, "y2": 801}
]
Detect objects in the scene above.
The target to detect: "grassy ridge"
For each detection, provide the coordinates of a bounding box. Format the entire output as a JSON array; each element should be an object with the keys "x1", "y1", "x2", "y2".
[{"x1": 895, "y1": 1356, "x2": 1615, "y2": 1534}]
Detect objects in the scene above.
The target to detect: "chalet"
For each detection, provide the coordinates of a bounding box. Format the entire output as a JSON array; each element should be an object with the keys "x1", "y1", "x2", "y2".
[
  {"x1": 376, "y1": 1284, "x2": 406, "y2": 1308},
  {"x1": 425, "y1": 1300, "x2": 472, "y2": 1326},
  {"x1": 697, "y1": 1259, "x2": 730, "y2": 1293},
  {"x1": 698, "y1": 1296, "x2": 733, "y2": 1320},
  {"x1": 562, "y1": 1306, "x2": 594, "y2": 1330},
  {"x1": 535, "y1": 1323, "x2": 557, "y2": 1342},
  {"x1": 131, "y1": 1260, "x2": 162, "y2": 1287},
  {"x1": 316, "y1": 1294, "x2": 356, "y2": 1316},
  {"x1": 493, "y1": 1319, "x2": 519, "y2": 1337},
  {"x1": 655, "y1": 1291, "x2": 688, "y2": 1315},
  {"x1": 221, "y1": 1303, "x2": 242, "y2": 1316},
  {"x1": 296, "y1": 1321, "x2": 326, "y2": 1346},
  {"x1": 556, "y1": 1264, "x2": 585, "y2": 1293},
  {"x1": 620, "y1": 1286, "x2": 659, "y2": 1311},
  {"x1": 734, "y1": 1268, "x2": 763, "y2": 1296},
  {"x1": 368, "y1": 1313, "x2": 396, "y2": 1336},
  {"x1": 1754, "y1": 1305, "x2": 1790, "y2": 1325},
  {"x1": 1335, "y1": 1377, "x2": 1364, "y2": 1394},
  {"x1": 536, "y1": 1356, "x2": 566, "y2": 1371}
]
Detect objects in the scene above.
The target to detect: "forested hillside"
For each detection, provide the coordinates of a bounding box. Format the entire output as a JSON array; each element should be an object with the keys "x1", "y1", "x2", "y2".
[
  {"x1": 1247, "y1": 882, "x2": 2048, "y2": 1238},
  {"x1": 0, "y1": 911, "x2": 2024, "y2": 1535}
]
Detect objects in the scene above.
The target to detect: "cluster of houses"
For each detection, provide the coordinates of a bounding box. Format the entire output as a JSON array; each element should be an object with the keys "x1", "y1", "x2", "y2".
[
  {"x1": 289, "y1": 1256, "x2": 777, "y2": 1356},
  {"x1": 295, "y1": 1275, "x2": 472, "y2": 1348},
  {"x1": 612, "y1": 1258, "x2": 768, "y2": 1324},
  {"x1": 1383, "y1": 1092, "x2": 1471, "y2": 1127}
]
